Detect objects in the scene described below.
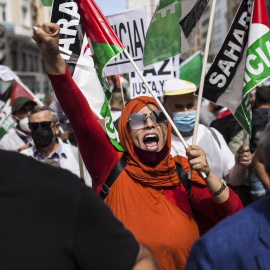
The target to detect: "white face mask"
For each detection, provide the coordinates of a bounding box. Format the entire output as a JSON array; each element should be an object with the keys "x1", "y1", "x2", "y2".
[{"x1": 16, "y1": 117, "x2": 31, "y2": 133}]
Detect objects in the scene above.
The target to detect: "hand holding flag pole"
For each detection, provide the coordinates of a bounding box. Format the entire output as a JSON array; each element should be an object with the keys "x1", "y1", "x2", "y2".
[{"x1": 188, "y1": 0, "x2": 216, "y2": 179}]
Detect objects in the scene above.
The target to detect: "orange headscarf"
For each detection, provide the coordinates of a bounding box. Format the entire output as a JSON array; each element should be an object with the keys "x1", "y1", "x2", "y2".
[{"x1": 118, "y1": 96, "x2": 180, "y2": 188}]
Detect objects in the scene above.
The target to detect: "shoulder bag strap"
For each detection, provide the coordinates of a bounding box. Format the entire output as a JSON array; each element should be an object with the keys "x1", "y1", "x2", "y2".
[{"x1": 100, "y1": 154, "x2": 127, "y2": 200}]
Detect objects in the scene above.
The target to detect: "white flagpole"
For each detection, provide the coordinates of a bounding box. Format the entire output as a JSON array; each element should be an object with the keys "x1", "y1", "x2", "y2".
[
  {"x1": 120, "y1": 79, "x2": 126, "y2": 108},
  {"x1": 123, "y1": 49, "x2": 206, "y2": 179},
  {"x1": 188, "y1": 0, "x2": 217, "y2": 179},
  {"x1": 243, "y1": 129, "x2": 247, "y2": 146}
]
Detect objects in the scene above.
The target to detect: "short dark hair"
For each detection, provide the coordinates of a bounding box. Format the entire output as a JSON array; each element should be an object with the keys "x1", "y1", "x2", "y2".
[
  {"x1": 255, "y1": 86, "x2": 270, "y2": 105},
  {"x1": 29, "y1": 106, "x2": 59, "y2": 123},
  {"x1": 111, "y1": 92, "x2": 124, "y2": 107}
]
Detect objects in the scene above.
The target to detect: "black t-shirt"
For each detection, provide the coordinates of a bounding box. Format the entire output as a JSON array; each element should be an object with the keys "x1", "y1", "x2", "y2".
[
  {"x1": 250, "y1": 108, "x2": 270, "y2": 153},
  {"x1": 210, "y1": 113, "x2": 242, "y2": 144},
  {"x1": 0, "y1": 150, "x2": 139, "y2": 270}
]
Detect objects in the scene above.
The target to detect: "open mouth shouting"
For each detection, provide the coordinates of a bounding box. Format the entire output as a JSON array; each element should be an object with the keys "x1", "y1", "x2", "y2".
[{"x1": 143, "y1": 133, "x2": 159, "y2": 152}]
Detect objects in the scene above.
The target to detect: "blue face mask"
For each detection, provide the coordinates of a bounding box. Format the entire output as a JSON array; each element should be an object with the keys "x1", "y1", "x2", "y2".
[{"x1": 173, "y1": 110, "x2": 196, "y2": 132}]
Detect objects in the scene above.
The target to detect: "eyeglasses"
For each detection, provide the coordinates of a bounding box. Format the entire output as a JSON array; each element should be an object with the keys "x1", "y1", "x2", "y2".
[
  {"x1": 28, "y1": 121, "x2": 55, "y2": 131},
  {"x1": 127, "y1": 109, "x2": 167, "y2": 130}
]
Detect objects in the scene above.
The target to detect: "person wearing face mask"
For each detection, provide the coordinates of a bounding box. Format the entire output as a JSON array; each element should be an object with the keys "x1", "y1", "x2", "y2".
[
  {"x1": 0, "y1": 97, "x2": 36, "y2": 152},
  {"x1": 163, "y1": 79, "x2": 252, "y2": 187},
  {"x1": 20, "y1": 106, "x2": 92, "y2": 187},
  {"x1": 32, "y1": 23, "x2": 243, "y2": 270}
]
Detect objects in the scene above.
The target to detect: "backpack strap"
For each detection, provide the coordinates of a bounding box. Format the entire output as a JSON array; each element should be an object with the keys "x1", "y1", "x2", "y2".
[
  {"x1": 208, "y1": 127, "x2": 221, "y2": 148},
  {"x1": 100, "y1": 154, "x2": 127, "y2": 200},
  {"x1": 175, "y1": 162, "x2": 191, "y2": 199},
  {"x1": 100, "y1": 155, "x2": 191, "y2": 200}
]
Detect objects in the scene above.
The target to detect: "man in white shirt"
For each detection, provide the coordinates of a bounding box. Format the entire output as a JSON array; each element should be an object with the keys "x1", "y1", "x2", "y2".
[
  {"x1": 21, "y1": 106, "x2": 91, "y2": 187},
  {"x1": 0, "y1": 97, "x2": 36, "y2": 152},
  {"x1": 163, "y1": 79, "x2": 252, "y2": 186}
]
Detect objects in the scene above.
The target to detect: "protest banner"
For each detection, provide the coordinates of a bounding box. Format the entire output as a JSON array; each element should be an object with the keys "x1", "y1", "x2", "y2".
[
  {"x1": 200, "y1": 0, "x2": 269, "y2": 135},
  {"x1": 129, "y1": 56, "x2": 179, "y2": 98},
  {"x1": 143, "y1": 0, "x2": 209, "y2": 67},
  {"x1": 0, "y1": 65, "x2": 18, "y2": 81},
  {"x1": 105, "y1": 6, "x2": 147, "y2": 76}
]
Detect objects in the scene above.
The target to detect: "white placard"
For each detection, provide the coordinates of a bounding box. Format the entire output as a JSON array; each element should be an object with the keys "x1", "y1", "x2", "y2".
[
  {"x1": 105, "y1": 6, "x2": 147, "y2": 76},
  {"x1": 129, "y1": 56, "x2": 180, "y2": 99},
  {"x1": 0, "y1": 65, "x2": 18, "y2": 81}
]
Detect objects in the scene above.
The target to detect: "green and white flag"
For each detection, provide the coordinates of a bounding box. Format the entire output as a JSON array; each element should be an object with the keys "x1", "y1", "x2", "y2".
[
  {"x1": 143, "y1": 0, "x2": 209, "y2": 67},
  {"x1": 51, "y1": 0, "x2": 125, "y2": 151},
  {"x1": 179, "y1": 51, "x2": 202, "y2": 87},
  {"x1": 40, "y1": 0, "x2": 53, "y2": 6},
  {"x1": 200, "y1": 0, "x2": 270, "y2": 134}
]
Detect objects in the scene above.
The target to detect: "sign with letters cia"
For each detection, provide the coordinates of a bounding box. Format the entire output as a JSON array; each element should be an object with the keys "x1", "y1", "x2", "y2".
[{"x1": 105, "y1": 6, "x2": 147, "y2": 76}]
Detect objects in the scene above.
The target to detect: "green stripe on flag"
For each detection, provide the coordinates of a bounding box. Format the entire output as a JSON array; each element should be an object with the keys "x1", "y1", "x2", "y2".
[
  {"x1": 244, "y1": 31, "x2": 270, "y2": 94},
  {"x1": 143, "y1": 0, "x2": 183, "y2": 66},
  {"x1": 179, "y1": 52, "x2": 202, "y2": 87},
  {"x1": 100, "y1": 97, "x2": 125, "y2": 152},
  {"x1": 0, "y1": 116, "x2": 14, "y2": 140},
  {"x1": 40, "y1": 0, "x2": 53, "y2": 6},
  {"x1": 92, "y1": 42, "x2": 124, "y2": 83},
  {"x1": 0, "y1": 127, "x2": 7, "y2": 140},
  {"x1": 234, "y1": 95, "x2": 252, "y2": 135}
]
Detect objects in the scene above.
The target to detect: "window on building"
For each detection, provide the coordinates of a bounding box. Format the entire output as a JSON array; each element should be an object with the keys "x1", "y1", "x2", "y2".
[
  {"x1": 22, "y1": 52, "x2": 27, "y2": 71},
  {"x1": 0, "y1": 3, "x2": 6, "y2": 22},
  {"x1": 21, "y1": 0, "x2": 29, "y2": 26},
  {"x1": 11, "y1": 51, "x2": 18, "y2": 71},
  {"x1": 34, "y1": 55, "x2": 39, "y2": 72},
  {"x1": 29, "y1": 55, "x2": 34, "y2": 72}
]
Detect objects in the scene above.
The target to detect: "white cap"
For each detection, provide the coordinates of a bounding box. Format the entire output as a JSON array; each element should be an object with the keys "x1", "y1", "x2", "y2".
[{"x1": 163, "y1": 79, "x2": 196, "y2": 96}]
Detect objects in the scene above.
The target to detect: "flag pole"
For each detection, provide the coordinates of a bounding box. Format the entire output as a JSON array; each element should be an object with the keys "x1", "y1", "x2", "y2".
[
  {"x1": 243, "y1": 129, "x2": 247, "y2": 146},
  {"x1": 188, "y1": 0, "x2": 217, "y2": 179},
  {"x1": 123, "y1": 49, "x2": 206, "y2": 179},
  {"x1": 3, "y1": 126, "x2": 21, "y2": 147},
  {"x1": 120, "y1": 79, "x2": 126, "y2": 108}
]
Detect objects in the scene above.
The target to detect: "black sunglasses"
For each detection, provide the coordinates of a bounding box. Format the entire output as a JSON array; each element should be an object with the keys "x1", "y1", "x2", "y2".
[
  {"x1": 28, "y1": 121, "x2": 55, "y2": 131},
  {"x1": 127, "y1": 109, "x2": 167, "y2": 130}
]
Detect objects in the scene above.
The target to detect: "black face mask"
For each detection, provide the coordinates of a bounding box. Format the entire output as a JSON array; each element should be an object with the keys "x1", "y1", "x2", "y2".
[{"x1": 31, "y1": 126, "x2": 54, "y2": 148}]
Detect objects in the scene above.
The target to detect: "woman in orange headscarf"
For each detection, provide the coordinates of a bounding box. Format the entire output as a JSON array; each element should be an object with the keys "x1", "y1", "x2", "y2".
[{"x1": 34, "y1": 23, "x2": 243, "y2": 270}]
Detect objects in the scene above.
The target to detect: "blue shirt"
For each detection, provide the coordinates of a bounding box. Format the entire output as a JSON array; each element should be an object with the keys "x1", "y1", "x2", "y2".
[
  {"x1": 186, "y1": 195, "x2": 270, "y2": 270},
  {"x1": 33, "y1": 142, "x2": 62, "y2": 164}
]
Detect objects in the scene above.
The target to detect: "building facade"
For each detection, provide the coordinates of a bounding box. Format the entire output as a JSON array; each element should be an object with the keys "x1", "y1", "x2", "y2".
[
  {"x1": 126, "y1": 0, "x2": 159, "y2": 25},
  {"x1": 0, "y1": 0, "x2": 51, "y2": 95}
]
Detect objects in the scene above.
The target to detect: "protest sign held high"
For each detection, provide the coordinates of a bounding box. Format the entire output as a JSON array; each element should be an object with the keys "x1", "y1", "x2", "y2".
[
  {"x1": 200, "y1": 0, "x2": 270, "y2": 134},
  {"x1": 129, "y1": 56, "x2": 179, "y2": 99},
  {"x1": 105, "y1": 7, "x2": 147, "y2": 76}
]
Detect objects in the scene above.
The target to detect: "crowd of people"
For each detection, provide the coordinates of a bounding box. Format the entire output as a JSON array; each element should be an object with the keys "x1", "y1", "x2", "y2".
[{"x1": 0, "y1": 21, "x2": 269, "y2": 269}]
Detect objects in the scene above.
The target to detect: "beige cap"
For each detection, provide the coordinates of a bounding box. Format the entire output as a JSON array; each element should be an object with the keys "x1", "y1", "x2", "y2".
[{"x1": 163, "y1": 79, "x2": 196, "y2": 96}]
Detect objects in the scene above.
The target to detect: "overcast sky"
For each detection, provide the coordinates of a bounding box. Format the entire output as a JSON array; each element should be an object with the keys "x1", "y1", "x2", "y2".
[{"x1": 95, "y1": 0, "x2": 126, "y2": 15}]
